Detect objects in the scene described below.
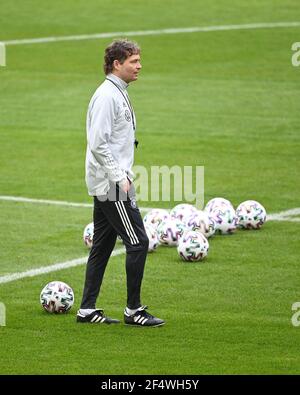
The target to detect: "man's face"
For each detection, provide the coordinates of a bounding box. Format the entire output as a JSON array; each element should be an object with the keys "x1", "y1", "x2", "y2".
[{"x1": 114, "y1": 53, "x2": 142, "y2": 83}]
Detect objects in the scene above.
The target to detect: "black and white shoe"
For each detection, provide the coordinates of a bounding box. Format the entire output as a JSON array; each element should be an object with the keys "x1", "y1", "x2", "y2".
[
  {"x1": 76, "y1": 309, "x2": 120, "y2": 324},
  {"x1": 124, "y1": 305, "x2": 165, "y2": 327}
]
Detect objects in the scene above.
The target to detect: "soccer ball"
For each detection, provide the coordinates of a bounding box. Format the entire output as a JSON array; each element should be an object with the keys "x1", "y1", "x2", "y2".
[
  {"x1": 157, "y1": 218, "x2": 186, "y2": 246},
  {"x1": 40, "y1": 281, "x2": 74, "y2": 314},
  {"x1": 177, "y1": 230, "x2": 209, "y2": 262},
  {"x1": 144, "y1": 224, "x2": 159, "y2": 252},
  {"x1": 170, "y1": 203, "x2": 197, "y2": 224},
  {"x1": 185, "y1": 210, "x2": 216, "y2": 238},
  {"x1": 236, "y1": 200, "x2": 267, "y2": 229},
  {"x1": 210, "y1": 205, "x2": 238, "y2": 234},
  {"x1": 143, "y1": 209, "x2": 171, "y2": 230},
  {"x1": 204, "y1": 197, "x2": 234, "y2": 213},
  {"x1": 83, "y1": 222, "x2": 94, "y2": 248}
]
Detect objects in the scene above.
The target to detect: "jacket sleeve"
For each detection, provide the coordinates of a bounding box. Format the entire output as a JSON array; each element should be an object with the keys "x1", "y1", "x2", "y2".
[{"x1": 88, "y1": 94, "x2": 127, "y2": 183}]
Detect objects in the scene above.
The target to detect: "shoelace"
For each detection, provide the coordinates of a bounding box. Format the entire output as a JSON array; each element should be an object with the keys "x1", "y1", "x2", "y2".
[{"x1": 95, "y1": 309, "x2": 105, "y2": 316}]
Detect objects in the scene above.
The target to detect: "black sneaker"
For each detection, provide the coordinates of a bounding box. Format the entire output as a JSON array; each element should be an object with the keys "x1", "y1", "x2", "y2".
[
  {"x1": 124, "y1": 305, "x2": 165, "y2": 327},
  {"x1": 76, "y1": 309, "x2": 120, "y2": 324}
]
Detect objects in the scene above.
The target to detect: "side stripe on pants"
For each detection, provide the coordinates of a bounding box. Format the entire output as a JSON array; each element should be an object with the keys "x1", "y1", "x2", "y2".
[{"x1": 115, "y1": 201, "x2": 139, "y2": 245}]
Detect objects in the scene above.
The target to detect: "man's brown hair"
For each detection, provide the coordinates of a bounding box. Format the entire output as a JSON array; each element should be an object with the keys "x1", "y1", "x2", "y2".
[{"x1": 103, "y1": 39, "x2": 140, "y2": 75}]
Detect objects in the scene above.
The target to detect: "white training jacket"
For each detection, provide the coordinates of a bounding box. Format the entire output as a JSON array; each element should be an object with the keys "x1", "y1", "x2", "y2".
[{"x1": 85, "y1": 73, "x2": 136, "y2": 196}]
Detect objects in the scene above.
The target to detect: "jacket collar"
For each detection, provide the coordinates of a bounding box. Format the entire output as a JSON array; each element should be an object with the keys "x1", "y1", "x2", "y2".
[{"x1": 106, "y1": 73, "x2": 128, "y2": 91}]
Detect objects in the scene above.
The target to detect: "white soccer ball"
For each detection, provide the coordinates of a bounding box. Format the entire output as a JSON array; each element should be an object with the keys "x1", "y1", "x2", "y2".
[
  {"x1": 143, "y1": 209, "x2": 171, "y2": 230},
  {"x1": 40, "y1": 281, "x2": 74, "y2": 314},
  {"x1": 210, "y1": 205, "x2": 238, "y2": 234},
  {"x1": 83, "y1": 222, "x2": 94, "y2": 248},
  {"x1": 185, "y1": 210, "x2": 216, "y2": 238},
  {"x1": 157, "y1": 218, "x2": 186, "y2": 246},
  {"x1": 170, "y1": 203, "x2": 198, "y2": 224},
  {"x1": 204, "y1": 197, "x2": 234, "y2": 213},
  {"x1": 177, "y1": 230, "x2": 209, "y2": 262},
  {"x1": 144, "y1": 224, "x2": 159, "y2": 252},
  {"x1": 236, "y1": 200, "x2": 267, "y2": 229}
]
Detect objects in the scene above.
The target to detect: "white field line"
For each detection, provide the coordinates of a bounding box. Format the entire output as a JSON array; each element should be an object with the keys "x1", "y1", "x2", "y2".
[
  {"x1": 0, "y1": 195, "x2": 93, "y2": 208},
  {"x1": 3, "y1": 22, "x2": 300, "y2": 46},
  {"x1": 0, "y1": 203, "x2": 299, "y2": 285},
  {"x1": 267, "y1": 208, "x2": 300, "y2": 222},
  {"x1": 0, "y1": 195, "x2": 152, "y2": 212},
  {"x1": 1, "y1": 195, "x2": 299, "y2": 220},
  {"x1": 0, "y1": 247, "x2": 125, "y2": 285}
]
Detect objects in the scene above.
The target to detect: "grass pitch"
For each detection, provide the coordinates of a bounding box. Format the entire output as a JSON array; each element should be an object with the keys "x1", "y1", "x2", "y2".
[{"x1": 0, "y1": 0, "x2": 300, "y2": 374}]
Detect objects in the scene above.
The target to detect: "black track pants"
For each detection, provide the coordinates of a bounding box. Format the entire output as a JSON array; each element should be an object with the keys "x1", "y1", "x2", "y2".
[{"x1": 80, "y1": 183, "x2": 149, "y2": 310}]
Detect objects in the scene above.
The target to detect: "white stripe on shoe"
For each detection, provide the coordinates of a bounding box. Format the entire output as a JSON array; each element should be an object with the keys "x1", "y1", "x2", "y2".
[
  {"x1": 134, "y1": 316, "x2": 148, "y2": 325},
  {"x1": 115, "y1": 201, "x2": 139, "y2": 245}
]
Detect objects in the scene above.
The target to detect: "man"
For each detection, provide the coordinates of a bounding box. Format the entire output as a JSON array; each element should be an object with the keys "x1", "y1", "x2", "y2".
[{"x1": 77, "y1": 39, "x2": 165, "y2": 327}]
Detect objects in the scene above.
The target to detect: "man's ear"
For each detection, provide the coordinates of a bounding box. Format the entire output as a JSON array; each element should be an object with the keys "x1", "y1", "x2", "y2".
[{"x1": 113, "y1": 59, "x2": 121, "y2": 71}]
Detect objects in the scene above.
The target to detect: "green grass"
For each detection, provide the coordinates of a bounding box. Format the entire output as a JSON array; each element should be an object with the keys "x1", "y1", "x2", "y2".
[
  {"x1": 0, "y1": 222, "x2": 300, "y2": 374},
  {"x1": 0, "y1": 0, "x2": 300, "y2": 375}
]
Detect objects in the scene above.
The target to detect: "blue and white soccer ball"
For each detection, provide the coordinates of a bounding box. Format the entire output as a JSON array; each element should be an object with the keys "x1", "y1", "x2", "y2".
[
  {"x1": 185, "y1": 210, "x2": 216, "y2": 238},
  {"x1": 143, "y1": 209, "x2": 171, "y2": 231},
  {"x1": 236, "y1": 200, "x2": 267, "y2": 229},
  {"x1": 210, "y1": 205, "x2": 238, "y2": 234},
  {"x1": 157, "y1": 218, "x2": 186, "y2": 246},
  {"x1": 170, "y1": 203, "x2": 197, "y2": 224},
  {"x1": 177, "y1": 230, "x2": 209, "y2": 262},
  {"x1": 144, "y1": 224, "x2": 159, "y2": 252},
  {"x1": 40, "y1": 281, "x2": 74, "y2": 314},
  {"x1": 83, "y1": 222, "x2": 94, "y2": 248}
]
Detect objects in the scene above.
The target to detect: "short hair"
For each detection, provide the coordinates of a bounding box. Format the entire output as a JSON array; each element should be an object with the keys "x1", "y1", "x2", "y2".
[{"x1": 103, "y1": 39, "x2": 140, "y2": 75}]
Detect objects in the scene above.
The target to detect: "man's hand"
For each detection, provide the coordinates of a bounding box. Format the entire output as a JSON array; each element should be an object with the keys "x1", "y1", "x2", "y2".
[{"x1": 119, "y1": 178, "x2": 131, "y2": 193}]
